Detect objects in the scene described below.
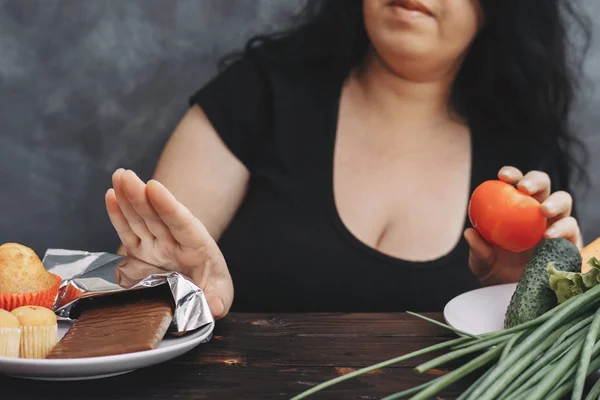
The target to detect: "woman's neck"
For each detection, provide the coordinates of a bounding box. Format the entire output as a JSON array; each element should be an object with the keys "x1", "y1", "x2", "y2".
[{"x1": 352, "y1": 49, "x2": 462, "y2": 129}]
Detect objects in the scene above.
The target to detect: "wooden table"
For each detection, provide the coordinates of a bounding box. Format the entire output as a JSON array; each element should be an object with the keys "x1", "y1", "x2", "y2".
[{"x1": 2, "y1": 313, "x2": 471, "y2": 399}]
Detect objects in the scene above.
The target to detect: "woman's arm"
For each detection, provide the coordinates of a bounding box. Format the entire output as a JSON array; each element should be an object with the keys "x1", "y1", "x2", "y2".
[
  {"x1": 115, "y1": 104, "x2": 250, "y2": 259},
  {"x1": 150, "y1": 104, "x2": 250, "y2": 240},
  {"x1": 107, "y1": 104, "x2": 248, "y2": 317}
]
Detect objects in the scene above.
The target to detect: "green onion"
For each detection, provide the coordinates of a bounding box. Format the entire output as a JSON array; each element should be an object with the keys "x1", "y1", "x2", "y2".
[
  {"x1": 287, "y1": 335, "x2": 472, "y2": 400},
  {"x1": 499, "y1": 330, "x2": 525, "y2": 362},
  {"x1": 584, "y1": 377, "x2": 600, "y2": 400},
  {"x1": 288, "y1": 276, "x2": 600, "y2": 400},
  {"x1": 450, "y1": 335, "x2": 504, "y2": 350},
  {"x1": 501, "y1": 331, "x2": 587, "y2": 400},
  {"x1": 572, "y1": 308, "x2": 600, "y2": 400},
  {"x1": 501, "y1": 362, "x2": 555, "y2": 400},
  {"x1": 498, "y1": 329, "x2": 587, "y2": 399},
  {"x1": 451, "y1": 303, "x2": 566, "y2": 352},
  {"x1": 408, "y1": 345, "x2": 504, "y2": 400},
  {"x1": 406, "y1": 311, "x2": 481, "y2": 339},
  {"x1": 415, "y1": 335, "x2": 506, "y2": 373},
  {"x1": 467, "y1": 322, "x2": 572, "y2": 400},
  {"x1": 549, "y1": 340, "x2": 600, "y2": 400},
  {"x1": 378, "y1": 381, "x2": 433, "y2": 400},
  {"x1": 544, "y1": 355, "x2": 600, "y2": 400},
  {"x1": 465, "y1": 284, "x2": 600, "y2": 400},
  {"x1": 526, "y1": 340, "x2": 584, "y2": 400},
  {"x1": 553, "y1": 315, "x2": 593, "y2": 349},
  {"x1": 455, "y1": 366, "x2": 495, "y2": 400}
]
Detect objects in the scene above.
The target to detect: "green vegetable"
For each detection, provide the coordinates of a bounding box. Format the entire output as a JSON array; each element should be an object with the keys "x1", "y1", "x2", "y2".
[
  {"x1": 288, "y1": 238, "x2": 600, "y2": 400},
  {"x1": 287, "y1": 333, "x2": 472, "y2": 400},
  {"x1": 549, "y1": 257, "x2": 600, "y2": 303},
  {"x1": 467, "y1": 321, "x2": 576, "y2": 400},
  {"x1": 410, "y1": 345, "x2": 504, "y2": 400},
  {"x1": 553, "y1": 315, "x2": 594, "y2": 349},
  {"x1": 525, "y1": 339, "x2": 583, "y2": 400},
  {"x1": 504, "y1": 238, "x2": 582, "y2": 329},
  {"x1": 498, "y1": 327, "x2": 587, "y2": 398},
  {"x1": 500, "y1": 330, "x2": 524, "y2": 361},
  {"x1": 584, "y1": 376, "x2": 600, "y2": 400},
  {"x1": 546, "y1": 356, "x2": 600, "y2": 400},
  {"x1": 455, "y1": 367, "x2": 495, "y2": 400},
  {"x1": 572, "y1": 308, "x2": 600, "y2": 400},
  {"x1": 414, "y1": 335, "x2": 506, "y2": 373},
  {"x1": 288, "y1": 284, "x2": 600, "y2": 400},
  {"x1": 378, "y1": 381, "x2": 433, "y2": 400}
]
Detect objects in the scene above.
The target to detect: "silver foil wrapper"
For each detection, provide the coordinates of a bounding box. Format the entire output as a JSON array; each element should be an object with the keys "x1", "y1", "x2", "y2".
[{"x1": 42, "y1": 249, "x2": 214, "y2": 337}]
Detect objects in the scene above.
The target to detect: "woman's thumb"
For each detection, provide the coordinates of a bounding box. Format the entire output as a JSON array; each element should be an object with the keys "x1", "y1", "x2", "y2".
[
  {"x1": 464, "y1": 228, "x2": 495, "y2": 279},
  {"x1": 202, "y1": 274, "x2": 234, "y2": 320},
  {"x1": 207, "y1": 296, "x2": 227, "y2": 319}
]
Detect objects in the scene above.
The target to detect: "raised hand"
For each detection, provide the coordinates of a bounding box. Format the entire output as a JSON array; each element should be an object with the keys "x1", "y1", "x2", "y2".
[
  {"x1": 105, "y1": 169, "x2": 234, "y2": 319},
  {"x1": 465, "y1": 166, "x2": 583, "y2": 286}
]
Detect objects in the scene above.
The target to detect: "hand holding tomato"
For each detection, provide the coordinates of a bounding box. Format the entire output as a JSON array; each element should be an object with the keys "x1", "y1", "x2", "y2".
[{"x1": 464, "y1": 166, "x2": 583, "y2": 286}]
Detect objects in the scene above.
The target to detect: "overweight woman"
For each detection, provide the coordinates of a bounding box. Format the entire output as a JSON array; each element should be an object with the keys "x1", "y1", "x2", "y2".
[{"x1": 104, "y1": 0, "x2": 590, "y2": 318}]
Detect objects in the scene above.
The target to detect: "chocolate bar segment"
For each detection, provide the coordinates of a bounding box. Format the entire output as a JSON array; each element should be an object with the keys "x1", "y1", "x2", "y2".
[{"x1": 46, "y1": 298, "x2": 173, "y2": 359}]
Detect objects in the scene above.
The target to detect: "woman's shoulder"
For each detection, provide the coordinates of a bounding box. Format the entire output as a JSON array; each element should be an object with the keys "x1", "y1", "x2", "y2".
[
  {"x1": 189, "y1": 49, "x2": 346, "y2": 135},
  {"x1": 188, "y1": 51, "x2": 344, "y2": 170},
  {"x1": 193, "y1": 50, "x2": 345, "y2": 102}
]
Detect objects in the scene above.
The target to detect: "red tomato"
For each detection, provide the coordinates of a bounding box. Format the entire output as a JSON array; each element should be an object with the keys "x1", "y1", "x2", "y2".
[{"x1": 468, "y1": 180, "x2": 547, "y2": 253}]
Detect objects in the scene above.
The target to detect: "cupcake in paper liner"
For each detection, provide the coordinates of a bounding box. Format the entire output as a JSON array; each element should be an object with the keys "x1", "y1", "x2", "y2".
[
  {"x1": 0, "y1": 309, "x2": 21, "y2": 358},
  {"x1": 11, "y1": 306, "x2": 57, "y2": 358},
  {"x1": 0, "y1": 243, "x2": 61, "y2": 311}
]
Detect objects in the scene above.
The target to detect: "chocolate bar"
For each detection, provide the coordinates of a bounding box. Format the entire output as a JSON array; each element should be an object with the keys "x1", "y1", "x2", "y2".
[{"x1": 46, "y1": 298, "x2": 173, "y2": 359}]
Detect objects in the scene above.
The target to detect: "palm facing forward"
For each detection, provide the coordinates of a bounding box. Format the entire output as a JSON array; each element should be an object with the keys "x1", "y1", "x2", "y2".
[{"x1": 105, "y1": 169, "x2": 233, "y2": 319}]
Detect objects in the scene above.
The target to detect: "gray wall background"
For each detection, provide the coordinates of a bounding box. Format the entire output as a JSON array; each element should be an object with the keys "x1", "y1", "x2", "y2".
[{"x1": 0, "y1": 0, "x2": 598, "y2": 258}]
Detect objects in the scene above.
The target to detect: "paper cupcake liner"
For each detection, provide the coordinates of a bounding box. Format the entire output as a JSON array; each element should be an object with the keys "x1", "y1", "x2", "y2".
[
  {"x1": 0, "y1": 326, "x2": 21, "y2": 358},
  {"x1": 0, "y1": 274, "x2": 61, "y2": 312},
  {"x1": 20, "y1": 324, "x2": 58, "y2": 359},
  {"x1": 61, "y1": 284, "x2": 83, "y2": 306}
]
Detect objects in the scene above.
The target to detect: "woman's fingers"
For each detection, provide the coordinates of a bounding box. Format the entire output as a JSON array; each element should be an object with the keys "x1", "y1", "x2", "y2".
[
  {"x1": 497, "y1": 166, "x2": 581, "y2": 247},
  {"x1": 517, "y1": 171, "x2": 552, "y2": 203},
  {"x1": 121, "y1": 170, "x2": 175, "y2": 242},
  {"x1": 112, "y1": 169, "x2": 154, "y2": 242},
  {"x1": 146, "y1": 179, "x2": 213, "y2": 247},
  {"x1": 498, "y1": 166, "x2": 524, "y2": 184},
  {"x1": 544, "y1": 216, "x2": 581, "y2": 247},
  {"x1": 541, "y1": 190, "x2": 573, "y2": 222},
  {"x1": 541, "y1": 191, "x2": 582, "y2": 248},
  {"x1": 498, "y1": 167, "x2": 552, "y2": 203},
  {"x1": 464, "y1": 228, "x2": 496, "y2": 279},
  {"x1": 109, "y1": 170, "x2": 233, "y2": 319},
  {"x1": 105, "y1": 189, "x2": 140, "y2": 248},
  {"x1": 116, "y1": 257, "x2": 166, "y2": 288}
]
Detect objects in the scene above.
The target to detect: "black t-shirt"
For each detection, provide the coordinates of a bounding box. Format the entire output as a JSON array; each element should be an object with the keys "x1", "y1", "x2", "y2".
[{"x1": 189, "y1": 54, "x2": 571, "y2": 313}]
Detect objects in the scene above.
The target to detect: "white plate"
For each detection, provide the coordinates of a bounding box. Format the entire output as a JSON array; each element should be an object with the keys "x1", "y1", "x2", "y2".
[
  {"x1": 0, "y1": 320, "x2": 212, "y2": 381},
  {"x1": 444, "y1": 283, "x2": 518, "y2": 335}
]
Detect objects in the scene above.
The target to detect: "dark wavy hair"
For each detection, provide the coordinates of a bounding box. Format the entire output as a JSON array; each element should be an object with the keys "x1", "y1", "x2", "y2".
[{"x1": 222, "y1": 0, "x2": 591, "y2": 191}]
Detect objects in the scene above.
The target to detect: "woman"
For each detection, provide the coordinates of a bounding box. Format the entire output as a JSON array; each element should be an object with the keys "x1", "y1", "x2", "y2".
[{"x1": 105, "y1": 0, "x2": 590, "y2": 318}]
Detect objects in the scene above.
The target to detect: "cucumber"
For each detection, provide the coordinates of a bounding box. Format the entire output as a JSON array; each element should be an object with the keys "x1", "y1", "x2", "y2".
[{"x1": 504, "y1": 238, "x2": 582, "y2": 329}]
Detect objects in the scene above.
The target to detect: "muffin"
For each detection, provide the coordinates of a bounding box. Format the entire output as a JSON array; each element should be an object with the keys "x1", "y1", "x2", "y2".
[
  {"x1": 11, "y1": 306, "x2": 58, "y2": 358},
  {"x1": 0, "y1": 309, "x2": 20, "y2": 358},
  {"x1": 0, "y1": 243, "x2": 61, "y2": 311}
]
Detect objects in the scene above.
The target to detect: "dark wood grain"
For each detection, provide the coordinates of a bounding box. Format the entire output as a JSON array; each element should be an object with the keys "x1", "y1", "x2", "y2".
[{"x1": 1, "y1": 313, "x2": 474, "y2": 400}]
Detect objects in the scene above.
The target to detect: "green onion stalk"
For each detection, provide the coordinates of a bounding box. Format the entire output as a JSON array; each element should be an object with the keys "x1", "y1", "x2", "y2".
[{"x1": 288, "y1": 283, "x2": 600, "y2": 400}]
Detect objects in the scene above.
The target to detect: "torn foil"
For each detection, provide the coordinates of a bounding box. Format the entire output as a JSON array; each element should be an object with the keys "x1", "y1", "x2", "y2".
[{"x1": 42, "y1": 249, "x2": 214, "y2": 336}]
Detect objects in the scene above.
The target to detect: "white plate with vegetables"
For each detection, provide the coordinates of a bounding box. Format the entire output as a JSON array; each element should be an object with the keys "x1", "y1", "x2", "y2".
[
  {"x1": 444, "y1": 282, "x2": 518, "y2": 335},
  {"x1": 292, "y1": 238, "x2": 600, "y2": 400},
  {"x1": 444, "y1": 238, "x2": 598, "y2": 336}
]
